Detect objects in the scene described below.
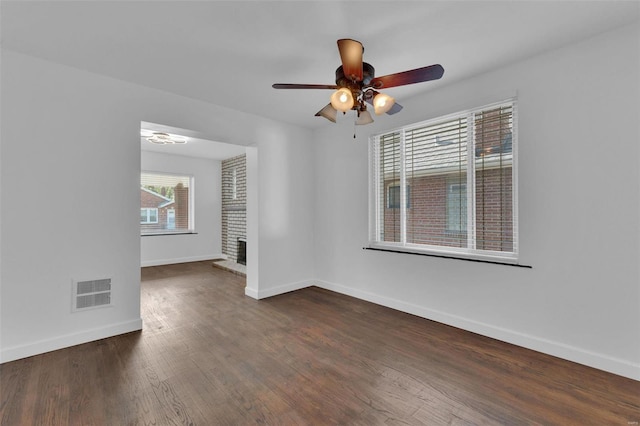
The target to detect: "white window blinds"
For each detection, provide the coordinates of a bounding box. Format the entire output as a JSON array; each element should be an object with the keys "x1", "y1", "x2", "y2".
[{"x1": 370, "y1": 100, "x2": 517, "y2": 260}]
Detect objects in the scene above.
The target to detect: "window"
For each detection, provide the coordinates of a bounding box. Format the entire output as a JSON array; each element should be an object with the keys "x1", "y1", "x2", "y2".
[
  {"x1": 140, "y1": 208, "x2": 158, "y2": 224},
  {"x1": 369, "y1": 100, "x2": 517, "y2": 261},
  {"x1": 387, "y1": 185, "x2": 410, "y2": 209},
  {"x1": 140, "y1": 172, "x2": 194, "y2": 235}
]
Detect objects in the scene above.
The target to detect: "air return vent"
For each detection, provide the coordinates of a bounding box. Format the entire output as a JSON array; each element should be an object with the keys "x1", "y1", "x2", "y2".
[{"x1": 72, "y1": 278, "x2": 112, "y2": 312}]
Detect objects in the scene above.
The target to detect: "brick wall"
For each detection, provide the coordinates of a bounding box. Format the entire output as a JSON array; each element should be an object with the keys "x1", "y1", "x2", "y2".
[
  {"x1": 221, "y1": 155, "x2": 246, "y2": 262},
  {"x1": 383, "y1": 167, "x2": 512, "y2": 251},
  {"x1": 174, "y1": 183, "x2": 189, "y2": 230},
  {"x1": 476, "y1": 167, "x2": 513, "y2": 252}
]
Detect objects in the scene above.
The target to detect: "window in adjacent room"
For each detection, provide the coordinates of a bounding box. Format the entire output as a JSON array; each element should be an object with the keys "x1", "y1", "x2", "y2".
[
  {"x1": 140, "y1": 172, "x2": 194, "y2": 235},
  {"x1": 369, "y1": 99, "x2": 517, "y2": 261}
]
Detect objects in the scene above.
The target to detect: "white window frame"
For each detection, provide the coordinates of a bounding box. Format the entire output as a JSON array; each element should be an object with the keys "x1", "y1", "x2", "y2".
[
  {"x1": 140, "y1": 208, "x2": 159, "y2": 224},
  {"x1": 368, "y1": 99, "x2": 518, "y2": 263}
]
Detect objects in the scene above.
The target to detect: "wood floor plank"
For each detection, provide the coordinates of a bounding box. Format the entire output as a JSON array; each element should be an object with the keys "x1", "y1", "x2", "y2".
[{"x1": 1, "y1": 261, "x2": 639, "y2": 425}]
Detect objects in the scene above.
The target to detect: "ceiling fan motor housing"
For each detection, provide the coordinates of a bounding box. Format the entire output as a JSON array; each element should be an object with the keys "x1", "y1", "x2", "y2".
[
  {"x1": 334, "y1": 62, "x2": 375, "y2": 86},
  {"x1": 335, "y1": 62, "x2": 375, "y2": 109}
]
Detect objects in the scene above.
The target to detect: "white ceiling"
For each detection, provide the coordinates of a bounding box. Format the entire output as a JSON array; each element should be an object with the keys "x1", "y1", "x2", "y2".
[
  {"x1": 140, "y1": 121, "x2": 247, "y2": 160},
  {"x1": 2, "y1": 1, "x2": 639, "y2": 134}
]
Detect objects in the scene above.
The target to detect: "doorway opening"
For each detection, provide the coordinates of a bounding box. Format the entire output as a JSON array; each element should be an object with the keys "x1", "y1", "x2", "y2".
[{"x1": 139, "y1": 121, "x2": 255, "y2": 285}]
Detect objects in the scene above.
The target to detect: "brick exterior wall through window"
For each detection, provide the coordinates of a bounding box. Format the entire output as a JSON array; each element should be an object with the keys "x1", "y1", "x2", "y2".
[{"x1": 383, "y1": 167, "x2": 512, "y2": 251}]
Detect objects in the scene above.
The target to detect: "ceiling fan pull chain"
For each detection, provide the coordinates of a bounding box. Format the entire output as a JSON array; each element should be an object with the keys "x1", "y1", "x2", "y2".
[{"x1": 354, "y1": 115, "x2": 357, "y2": 139}]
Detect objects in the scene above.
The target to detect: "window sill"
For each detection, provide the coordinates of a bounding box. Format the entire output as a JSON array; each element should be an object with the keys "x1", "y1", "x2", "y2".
[
  {"x1": 365, "y1": 243, "x2": 531, "y2": 268},
  {"x1": 141, "y1": 231, "x2": 198, "y2": 237}
]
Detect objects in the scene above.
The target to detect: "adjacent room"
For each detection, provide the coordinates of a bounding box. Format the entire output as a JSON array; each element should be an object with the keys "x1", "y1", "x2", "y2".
[
  {"x1": 139, "y1": 122, "x2": 249, "y2": 274},
  {"x1": 1, "y1": 1, "x2": 638, "y2": 424}
]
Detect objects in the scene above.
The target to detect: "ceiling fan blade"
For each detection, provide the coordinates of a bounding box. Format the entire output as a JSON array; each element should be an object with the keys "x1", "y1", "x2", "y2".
[
  {"x1": 365, "y1": 90, "x2": 404, "y2": 115},
  {"x1": 337, "y1": 39, "x2": 364, "y2": 82},
  {"x1": 387, "y1": 102, "x2": 402, "y2": 115},
  {"x1": 370, "y1": 64, "x2": 444, "y2": 89},
  {"x1": 385, "y1": 101, "x2": 403, "y2": 115},
  {"x1": 273, "y1": 83, "x2": 338, "y2": 90}
]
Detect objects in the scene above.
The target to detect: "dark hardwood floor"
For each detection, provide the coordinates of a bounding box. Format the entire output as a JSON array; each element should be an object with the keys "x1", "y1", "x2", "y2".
[{"x1": 1, "y1": 261, "x2": 638, "y2": 425}]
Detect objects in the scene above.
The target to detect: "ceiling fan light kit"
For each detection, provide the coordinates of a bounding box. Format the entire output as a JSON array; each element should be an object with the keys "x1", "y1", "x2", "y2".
[
  {"x1": 273, "y1": 38, "x2": 444, "y2": 126},
  {"x1": 330, "y1": 87, "x2": 355, "y2": 112},
  {"x1": 315, "y1": 104, "x2": 338, "y2": 123},
  {"x1": 373, "y1": 92, "x2": 395, "y2": 115},
  {"x1": 356, "y1": 109, "x2": 374, "y2": 126}
]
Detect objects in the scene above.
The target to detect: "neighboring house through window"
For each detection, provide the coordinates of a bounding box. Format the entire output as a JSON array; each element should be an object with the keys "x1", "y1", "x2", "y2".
[
  {"x1": 369, "y1": 99, "x2": 517, "y2": 261},
  {"x1": 140, "y1": 172, "x2": 193, "y2": 235}
]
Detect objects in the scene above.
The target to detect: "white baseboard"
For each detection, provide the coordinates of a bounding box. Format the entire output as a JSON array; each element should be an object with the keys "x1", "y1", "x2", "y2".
[
  {"x1": 245, "y1": 286, "x2": 259, "y2": 299},
  {"x1": 0, "y1": 318, "x2": 143, "y2": 364},
  {"x1": 245, "y1": 279, "x2": 314, "y2": 300},
  {"x1": 141, "y1": 253, "x2": 225, "y2": 267},
  {"x1": 314, "y1": 279, "x2": 640, "y2": 381}
]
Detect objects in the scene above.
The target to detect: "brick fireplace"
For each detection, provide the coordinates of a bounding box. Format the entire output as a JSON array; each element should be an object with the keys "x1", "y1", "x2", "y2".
[{"x1": 221, "y1": 154, "x2": 246, "y2": 264}]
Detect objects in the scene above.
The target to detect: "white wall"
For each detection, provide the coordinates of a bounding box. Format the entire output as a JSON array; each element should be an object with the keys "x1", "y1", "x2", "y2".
[
  {"x1": 140, "y1": 150, "x2": 223, "y2": 266},
  {"x1": 2, "y1": 23, "x2": 637, "y2": 381},
  {"x1": 312, "y1": 23, "x2": 640, "y2": 380},
  {"x1": 247, "y1": 124, "x2": 317, "y2": 299},
  {"x1": 0, "y1": 49, "x2": 316, "y2": 362}
]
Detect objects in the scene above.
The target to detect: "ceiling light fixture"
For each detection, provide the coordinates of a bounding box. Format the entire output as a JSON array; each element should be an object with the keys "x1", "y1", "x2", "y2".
[
  {"x1": 373, "y1": 92, "x2": 395, "y2": 115},
  {"x1": 330, "y1": 87, "x2": 355, "y2": 112},
  {"x1": 315, "y1": 104, "x2": 338, "y2": 123},
  {"x1": 355, "y1": 108, "x2": 374, "y2": 125},
  {"x1": 145, "y1": 132, "x2": 187, "y2": 145}
]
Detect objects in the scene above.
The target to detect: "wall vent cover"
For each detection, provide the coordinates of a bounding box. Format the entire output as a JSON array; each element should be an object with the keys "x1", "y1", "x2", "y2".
[{"x1": 72, "y1": 278, "x2": 112, "y2": 312}]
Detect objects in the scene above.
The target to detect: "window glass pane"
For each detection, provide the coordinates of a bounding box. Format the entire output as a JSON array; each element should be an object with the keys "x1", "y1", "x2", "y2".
[
  {"x1": 141, "y1": 172, "x2": 192, "y2": 235},
  {"x1": 474, "y1": 105, "x2": 513, "y2": 252},
  {"x1": 405, "y1": 117, "x2": 468, "y2": 248},
  {"x1": 149, "y1": 208, "x2": 158, "y2": 223},
  {"x1": 380, "y1": 132, "x2": 401, "y2": 243}
]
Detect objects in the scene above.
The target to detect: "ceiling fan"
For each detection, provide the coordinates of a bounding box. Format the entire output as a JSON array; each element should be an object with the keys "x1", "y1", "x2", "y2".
[{"x1": 272, "y1": 39, "x2": 444, "y2": 125}]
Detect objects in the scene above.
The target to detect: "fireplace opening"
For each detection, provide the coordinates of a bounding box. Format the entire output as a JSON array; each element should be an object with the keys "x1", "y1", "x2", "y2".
[{"x1": 237, "y1": 237, "x2": 246, "y2": 265}]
